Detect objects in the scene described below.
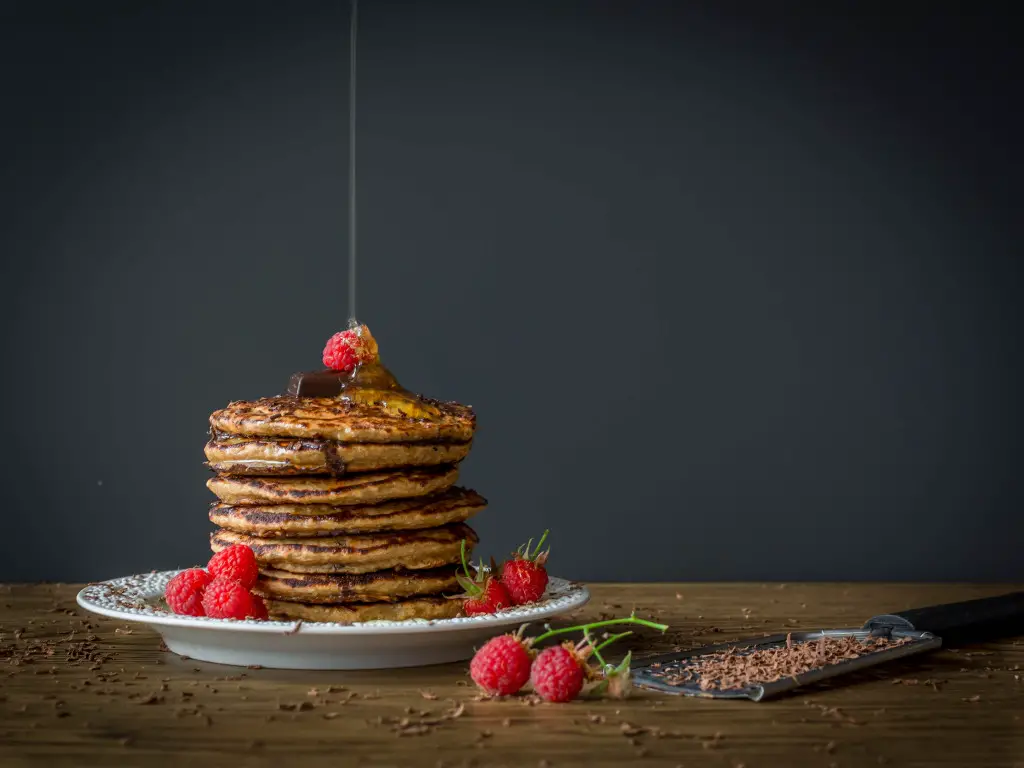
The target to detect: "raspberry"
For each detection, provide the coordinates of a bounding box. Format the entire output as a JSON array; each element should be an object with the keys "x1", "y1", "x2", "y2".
[
  {"x1": 456, "y1": 539, "x2": 513, "y2": 616},
  {"x1": 249, "y1": 594, "x2": 269, "y2": 621},
  {"x1": 201, "y1": 576, "x2": 265, "y2": 620},
  {"x1": 465, "y1": 579, "x2": 513, "y2": 616},
  {"x1": 164, "y1": 568, "x2": 211, "y2": 617},
  {"x1": 323, "y1": 330, "x2": 360, "y2": 371},
  {"x1": 501, "y1": 559, "x2": 548, "y2": 605},
  {"x1": 322, "y1": 325, "x2": 378, "y2": 372},
  {"x1": 531, "y1": 644, "x2": 586, "y2": 703},
  {"x1": 500, "y1": 530, "x2": 550, "y2": 605},
  {"x1": 470, "y1": 635, "x2": 533, "y2": 696},
  {"x1": 207, "y1": 544, "x2": 259, "y2": 589}
]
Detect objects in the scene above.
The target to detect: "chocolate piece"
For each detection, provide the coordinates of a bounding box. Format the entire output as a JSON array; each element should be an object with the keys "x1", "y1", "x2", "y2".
[
  {"x1": 286, "y1": 370, "x2": 351, "y2": 397},
  {"x1": 286, "y1": 362, "x2": 406, "y2": 398}
]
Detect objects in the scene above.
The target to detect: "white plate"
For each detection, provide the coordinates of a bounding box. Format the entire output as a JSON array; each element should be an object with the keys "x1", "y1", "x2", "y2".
[{"x1": 77, "y1": 571, "x2": 590, "y2": 670}]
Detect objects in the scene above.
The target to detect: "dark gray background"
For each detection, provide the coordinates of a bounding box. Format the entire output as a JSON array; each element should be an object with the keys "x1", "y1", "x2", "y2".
[{"x1": 2, "y1": 1, "x2": 1021, "y2": 583}]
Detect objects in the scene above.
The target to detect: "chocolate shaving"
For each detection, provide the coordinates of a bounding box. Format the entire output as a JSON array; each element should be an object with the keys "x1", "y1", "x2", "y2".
[
  {"x1": 278, "y1": 701, "x2": 314, "y2": 712},
  {"x1": 396, "y1": 724, "x2": 431, "y2": 737},
  {"x1": 620, "y1": 723, "x2": 649, "y2": 737},
  {"x1": 654, "y1": 635, "x2": 911, "y2": 692},
  {"x1": 373, "y1": 700, "x2": 466, "y2": 738}
]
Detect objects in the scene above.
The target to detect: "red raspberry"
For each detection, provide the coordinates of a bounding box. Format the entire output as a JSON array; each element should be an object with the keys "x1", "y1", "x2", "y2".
[
  {"x1": 500, "y1": 530, "x2": 550, "y2": 605},
  {"x1": 207, "y1": 544, "x2": 259, "y2": 589},
  {"x1": 464, "y1": 579, "x2": 513, "y2": 616},
  {"x1": 456, "y1": 539, "x2": 513, "y2": 616},
  {"x1": 530, "y1": 644, "x2": 587, "y2": 703},
  {"x1": 322, "y1": 327, "x2": 377, "y2": 372},
  {"x1": 501, "y1": 559, "x2": 549, "y2": 605},
  {"x1": 470, "y1": 634, "x2": 533, "y2": 696},
  {"x1": 164, "y1": 568, "x2": 211, "y2": 617},
  {"x1": 322, "y1": 330, "x2": 360, "y2": 372},
  {"x1": 201, "y1": 576, "x2": 264, "y2": 620},
  {"x1": 249, "y1": 594, "x2": 269, "y2": 621}
]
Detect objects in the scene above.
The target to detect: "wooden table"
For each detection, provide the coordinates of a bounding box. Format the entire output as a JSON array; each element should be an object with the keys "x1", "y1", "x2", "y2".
[{"x1": 1, "y1": 583, "x2": 1021, "y2": 767}]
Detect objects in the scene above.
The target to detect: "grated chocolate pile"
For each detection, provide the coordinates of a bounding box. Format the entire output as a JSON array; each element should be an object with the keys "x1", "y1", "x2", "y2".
[{"x1": 660, "y1": 634, "x2": 911, "y2": 691}]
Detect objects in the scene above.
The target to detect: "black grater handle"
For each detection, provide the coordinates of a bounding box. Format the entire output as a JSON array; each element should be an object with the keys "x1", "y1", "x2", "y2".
[{"x1": 864, "y1": 591, "x2": 1024, "y2": 645}]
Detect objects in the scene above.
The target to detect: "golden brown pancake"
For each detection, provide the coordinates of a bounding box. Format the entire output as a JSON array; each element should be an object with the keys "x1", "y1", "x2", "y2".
[
  {"x1": 210, "y1": 396, "x2": 475, "y2": 444},
  {"x1": 264, "y1": 596, "x2": 462, "y2": 623},
  {"x1": 209, "y1": 488, "x2": 486, "y2": 537},
  {"x1": 210, "y1": 523, "x2": 477, "y2": 574},
  {"x1": 254, "y1": 566, "x2": 460, "y2": 604},
  {"x1": 206, "y1": 466, "x2": 458, "y2": 506},
  {"x1": 205, "y1": 435, "x2": 472, "y2": 476}
]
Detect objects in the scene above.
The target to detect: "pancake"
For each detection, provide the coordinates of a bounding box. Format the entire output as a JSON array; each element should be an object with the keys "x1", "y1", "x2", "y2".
[
  {"x1": 207, "y1": 466, "x2": 458, "y2": 506},
  {"x1": 209, "y1": 487, "x2": 487, "y2": 537},
  {"x1": 205, "y1": 435, "x2": 472, "y2": 476},
  {"x1": 264, "y1": 596, "x2": 462, "y2": 623},
  {"x1": 210, "y1": 523, "x2": 477, "y2": 574},
  {"x1": 210, "y1": 396, "x2": 475, "y2": 444},
  {"x1": 254, "y1": 565, "x2": 460, "y2": 604}
]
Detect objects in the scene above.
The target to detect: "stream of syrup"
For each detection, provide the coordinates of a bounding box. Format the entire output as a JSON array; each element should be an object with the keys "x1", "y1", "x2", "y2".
[
  {"x1": 290, "y1": 3, "x2": 438, "y2": 421},
  {"x1": 348, "y1": 0, "x2": 359, "y2": 325}
]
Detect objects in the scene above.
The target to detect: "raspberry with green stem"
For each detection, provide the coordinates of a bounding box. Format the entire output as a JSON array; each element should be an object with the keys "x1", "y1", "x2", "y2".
[
  {"x1": 535, "y1": 615, "x2": 662, "y2": 700},
  {"x1": 527, "y1": 617, "x2": 662, "y2": 703},
  {"x1": 470, "y1": 614, "x2": 666, "y2": 702},
  {"x1": 455, "y1": 539, "x2": 511, "y2": 615},
  {"x1": 501, "y1": 529, "x2": 552, "y2": 605}
]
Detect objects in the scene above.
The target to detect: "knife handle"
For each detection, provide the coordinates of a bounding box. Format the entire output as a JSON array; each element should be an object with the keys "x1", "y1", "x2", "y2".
[{"x1": 864, "y1": 591, "x2": 1024, "y2": 644}]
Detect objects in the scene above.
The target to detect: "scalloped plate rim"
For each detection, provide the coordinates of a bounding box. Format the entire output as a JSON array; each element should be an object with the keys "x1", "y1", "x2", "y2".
[{"x1": 76, "y1": 570, "x2": 590, "y2": 635}]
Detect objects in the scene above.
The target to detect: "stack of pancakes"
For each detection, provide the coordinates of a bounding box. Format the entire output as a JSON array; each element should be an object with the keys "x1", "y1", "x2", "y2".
[{"x1": 204, "y1": 393, "x2": 484, "y2": 622}]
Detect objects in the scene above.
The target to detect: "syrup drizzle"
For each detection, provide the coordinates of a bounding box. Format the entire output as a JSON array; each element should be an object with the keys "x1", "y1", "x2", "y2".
[{"x1": 348, "y1": 0, "x2": 359, "y2": 324}]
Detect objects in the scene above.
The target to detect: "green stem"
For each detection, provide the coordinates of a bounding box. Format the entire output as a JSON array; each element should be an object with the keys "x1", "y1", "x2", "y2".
[
  {"x1": 457, "y1": 539, "x2": 483, "y2": 596},
  {"x1": 583, "y1": 629, "x2": 607, "y2": 667},
  {"x1": 531, "y1": 529, "x2": 550, "y2": 558},
  {"x1": 593, "y1": 631, "x2": 632, "y2": 654},
  {"x1": 534, "y1": 615, "x2": 667, "y2": 645}
]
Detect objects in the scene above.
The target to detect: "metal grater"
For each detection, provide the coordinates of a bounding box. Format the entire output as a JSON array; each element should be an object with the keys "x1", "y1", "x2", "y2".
[{"x1": 631, "y1": 591, "x2": 1024, "y2": 701}]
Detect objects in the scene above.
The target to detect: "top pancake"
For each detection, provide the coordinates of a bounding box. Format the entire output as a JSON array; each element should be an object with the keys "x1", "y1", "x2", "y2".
[{"x1": 210, "y1": 396, "x2": 475, "y2": 444}]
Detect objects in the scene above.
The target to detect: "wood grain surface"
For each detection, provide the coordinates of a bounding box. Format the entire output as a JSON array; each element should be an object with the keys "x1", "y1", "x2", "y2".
[{"x1": 1, "y1": 582, "x2": 1021, "y2": 767}]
